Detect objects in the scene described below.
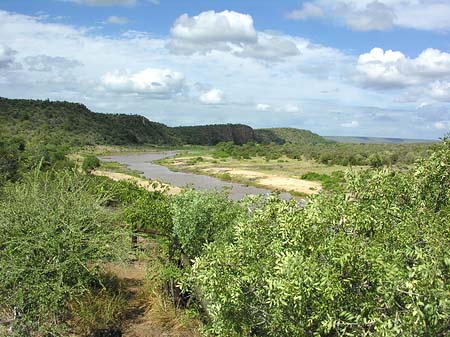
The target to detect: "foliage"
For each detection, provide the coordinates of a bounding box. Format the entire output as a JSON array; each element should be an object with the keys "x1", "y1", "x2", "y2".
[
  {"x1": 191, "y1": 138, "x2": 450, "y2": 336},
  {"x1": 173, "y1": 124, "x2": 255, "y2": 146},
  {"x1": 212, "y1": 139, "x2": 432, "y2": 167},
  {"x1": 0, "y1": 170, "x2": 129, "y2": 335},
  {"x1": 255, "y1": 128, "x2": 331, "y2": 145},
  {"x1": 0, "y1": 135, "x2": 24, "y2": 184},
  {"x1": 301, "y1": 171, "x2": 345, "y2": 191},
  {"x1": 171, "y1": 189, "x2": 240, "y2": 259},
  {"x1": 82, "y1": 154, "x2": 101, "y2": 172},
  {"x1": 0, "y1": 97, "x2": 180, "y2": 147}
]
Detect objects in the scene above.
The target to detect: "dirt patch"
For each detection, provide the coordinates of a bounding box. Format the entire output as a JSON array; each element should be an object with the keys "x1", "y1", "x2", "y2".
[
  {"x1": 92, "y1": 170, "x2": 181, "y2": 195},
  {"x1": 204, "y1": 167, "x2": 322, "y2": 195}
]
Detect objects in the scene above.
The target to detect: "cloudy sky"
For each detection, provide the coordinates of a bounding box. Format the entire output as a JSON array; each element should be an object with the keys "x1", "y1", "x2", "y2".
[{"x1": 1, "y1": 0, "x2": 450, "y2": 139}]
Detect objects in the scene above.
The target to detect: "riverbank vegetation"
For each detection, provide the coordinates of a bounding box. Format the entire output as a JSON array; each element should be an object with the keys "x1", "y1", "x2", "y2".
[
  {"x1": 1, "y1": 122, "x2": 449, "y2": 335},
  {"x1": 1, "y1": 96, "x2": 448, "y2": 336}
]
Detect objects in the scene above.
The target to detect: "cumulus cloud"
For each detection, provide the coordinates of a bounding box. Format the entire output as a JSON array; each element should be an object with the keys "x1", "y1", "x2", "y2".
[
  {"x1": 0, "y1": 44, "x2": 16, "y2": 68},
  {"x1": 169, "y1": 10, "x2": 299, "y2": 60},
  {"x1": 105, "y1": 16, "x2": 129, "y2": 25},
  {"x1": 199, "y1": 89, "x2": 224, "y2": 105},
  {"x1": 239, "y1": 33, "x2": 300, "y2": 61},
  {"x1": 341, "y1": 120, "x2": 360, "y2": 128},
  {"x1": 256, "y1": 103, "x2": 271, "y2": 111},
  {"x1": 101, "y1": 68, "x2": 185, "y2": 98},
  {"x1": 287, "y1": 1, "x2": 450, "y2": 32},
  {"x1": 356, "y1": 47, "x2": 450, "y2": 89},
  {"x1": 63, "y1": 0, "x2": 136, "y2": 6},
  {"x1": 287, "y1": 2, "x2": 324, "y2": 20},
  {"x1": 170, "y1": 10, "x2": 257, "y2": 49},
  {"x1": 430, "y1": 81, "x2": 450, "y2": 102},
  {"x1": 335, "y1": 1, "x2": 396, "y2": 31}
]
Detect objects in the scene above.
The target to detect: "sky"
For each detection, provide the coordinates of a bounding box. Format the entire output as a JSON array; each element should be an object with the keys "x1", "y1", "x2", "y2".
[{"x1": 1, "y1": 0, "x2": 450, "y2": 139}]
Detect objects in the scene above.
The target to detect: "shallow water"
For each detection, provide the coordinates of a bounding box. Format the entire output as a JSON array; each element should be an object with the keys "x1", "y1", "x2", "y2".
[{"x1": 100, "y1": 152, "x2": 296, "y2": 201}]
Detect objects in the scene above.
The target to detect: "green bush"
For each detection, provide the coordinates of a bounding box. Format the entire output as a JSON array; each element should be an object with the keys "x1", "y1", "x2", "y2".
[
  {"x1": 82, "y1": 154, "x2": 100, "y2": 172},
  {"x1": 191, "y1": 138, "x2": 450, "y2": 336},
  {"x1": 0, "y1": 170, "x2": 129, "y2": 335}
]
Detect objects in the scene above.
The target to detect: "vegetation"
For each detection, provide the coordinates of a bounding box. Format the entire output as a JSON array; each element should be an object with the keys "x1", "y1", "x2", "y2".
[
  {"x1": 255, "y1": 127, "x2": 332, "y2": 145},
  {"x1": 0, "y1": 170, "x2": 129, "y2": 335},
  {"x1": 211, "y1": 140, "x2": 431, "y2": 167},
  {"x1": 1, "y1": 96, "x2": 448, "y2": 336},
  {"x1": 82, "y1": 154, "x2": 100, "y2": 172},
  {"x1": 173, "y1": 124, "x2": 255, "y2": 145},
  {"x1": 188, "y1": 139, "x2": 450, "y2": 336}
]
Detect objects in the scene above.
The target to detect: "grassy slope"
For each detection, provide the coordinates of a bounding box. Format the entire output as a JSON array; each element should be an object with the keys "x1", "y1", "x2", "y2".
[{"x1": 255, "y1": 128, "x2": 332, "y2": 144}]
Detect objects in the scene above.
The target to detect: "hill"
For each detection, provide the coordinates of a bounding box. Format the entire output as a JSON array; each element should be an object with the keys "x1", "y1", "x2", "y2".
[
  {"x1": 324, "y1": 136, "x2": 437, "y2": 144},
  {"x1": 255, "y1": 128, "x2": 332, "y2": 145},
  {"x1": 0, "y1": 97, "x2": 254, "y2": 147},
  {"x1": 0, "y1": 97, "x2": 180, "y2": 146},
  {"x1": 173, "y1": 124, "x2": 255, "y2": 145}
]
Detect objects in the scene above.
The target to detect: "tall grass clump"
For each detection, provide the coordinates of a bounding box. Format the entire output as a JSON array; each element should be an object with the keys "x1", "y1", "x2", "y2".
[{"x1": 0, "y1": 169, "x2": 129, "y2": 336}]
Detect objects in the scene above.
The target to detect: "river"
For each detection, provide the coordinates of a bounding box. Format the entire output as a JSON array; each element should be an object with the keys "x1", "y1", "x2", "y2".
[{"x1": 100, "y1": 152, "x2": 296, "y2": 201}]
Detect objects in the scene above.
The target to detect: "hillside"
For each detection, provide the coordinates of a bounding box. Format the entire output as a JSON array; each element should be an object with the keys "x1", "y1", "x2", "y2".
[
  {"x1": 0, "y1": 97, "x2": 180, "y2": 146},
  {"x1": 173, "y1": 124, "x2": 255, "y2": 145},
  {"x1": 0, "y1": 97, "x2": 254, "y2": 147},
  {"x1": 255, "y1": 128, "x2": 332, "y2": 144},
  {"x1": 325, "y1": 136, "x2": 437, "y2": 144}
]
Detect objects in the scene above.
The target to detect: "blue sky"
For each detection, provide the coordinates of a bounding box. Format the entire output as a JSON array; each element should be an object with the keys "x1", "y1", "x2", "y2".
[{"x1": 1, "y1": 0, "x2": 450, "y2": 138}]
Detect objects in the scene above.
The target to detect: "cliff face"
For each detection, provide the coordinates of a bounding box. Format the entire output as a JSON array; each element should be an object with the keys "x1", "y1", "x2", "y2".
[{"x1": 173, "y1": 124, "x2": 256, "y2": 145}]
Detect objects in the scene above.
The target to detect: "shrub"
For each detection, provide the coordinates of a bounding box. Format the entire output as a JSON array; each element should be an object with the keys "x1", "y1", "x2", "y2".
[
  {"x1": 191, "y1": 138, "x2": 450, "y2": 336},
  {"x1": 0, "y1": 170, "x2": 129, "y2": 335},
  {"x1": 82, "y1": 154, "x2": 100, "y2": 172}
]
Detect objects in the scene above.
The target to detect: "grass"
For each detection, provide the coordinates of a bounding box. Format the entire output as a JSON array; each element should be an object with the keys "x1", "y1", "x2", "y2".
[{"x1": 99, "y1": 160, "x2": 144, "y2": 178}]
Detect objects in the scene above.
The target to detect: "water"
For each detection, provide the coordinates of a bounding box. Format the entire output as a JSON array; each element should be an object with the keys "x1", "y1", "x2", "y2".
[{"x1": 100, "y1": 152, "x2": 296, "y2": 201}]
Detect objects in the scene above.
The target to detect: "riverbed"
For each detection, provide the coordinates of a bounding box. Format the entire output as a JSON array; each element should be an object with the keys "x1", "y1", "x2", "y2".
[{"x1": 100, "y1": 152, "x2": 296, "y2": 201}]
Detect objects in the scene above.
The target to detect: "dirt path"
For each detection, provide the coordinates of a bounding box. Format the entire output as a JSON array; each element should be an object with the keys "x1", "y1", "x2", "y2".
[
  {"x1": 105, "y1": 261, "x2": 166, "y2": 337},
  {"x1": 92, "y1": 170, "x2": 181, "y2": 195}
]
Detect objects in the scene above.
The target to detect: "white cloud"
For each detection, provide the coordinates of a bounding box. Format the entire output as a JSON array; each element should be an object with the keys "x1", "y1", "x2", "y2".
[
  {"x1": 199, "y1": 89, "x2": 224, "y2": 105},
  {"x1": 24, "y1": 55, "x2": 82, "y2": 71},
  {"x1": 169, "y1": 10, "x2": 299, "y2": 60},
  {"x1": 434, "y1": 121, "x2": 450, "y2": 130},
  {"x1": 341, "y1": 120, "x2": 360, "y2": 128},
  {"x1": 105, "y1": 16, "x2": 129, "y2": 25},
  {"x1": 356, "y1": 47, "x2": 413, "y2": 88},
  {"x1": 430, "y1": 81, "x2": 450, "y2": 102},
  {"x1": 287, "y1": 2, "x2": 324, "y2": 20},
  {"x1": 283, "y1": 104, "x2": 301, "y2": 113},
  {"x1": 356, "y1": 47, "x2": 450, "y2": 89},
  {"x1": 170, "y1": 10, "x2": 257, "y2": 47},
  {"x1": 238, "y1": 33, "x2": 299, "y2": 61},
  {"x1": 0, "y1": 44, "x2": 16, "y2": 68},
  {"x1": 256, "y1": 103, "x2": 271, "y2": 111},
  {"x1": 418, "y1": 102, "x2": 429, "y2": 109},
  {"x1": 335, "y1": 1, "x2": 396, "y2": 31},
  {"x1": 288, "y1": 1, "x2": 450, "y2": 32},
  {"x1": 101, "y1": 68, "x2": 185, "y2": 98},
  {"x1": 63, "y1": 0, "x2": 136, "y2": 6},
  {"x1": 410, "y1": 49, "x2": 450, "y2": 78}
]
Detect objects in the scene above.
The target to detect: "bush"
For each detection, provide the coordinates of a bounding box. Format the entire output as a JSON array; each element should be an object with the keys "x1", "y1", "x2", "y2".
[
  {"x1": 82, "y1": 154, "x2": 100, "y2": 172},
  {"x1": 191, "y1": 138, "x2": 450, "y2": 336},
  {"x1": 0, "y1": 170, "x2": 129, "y2": 335}
]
